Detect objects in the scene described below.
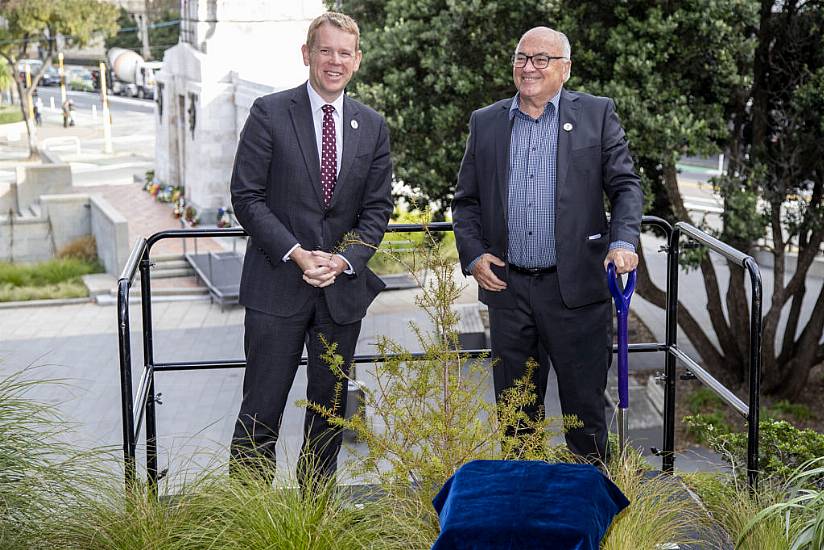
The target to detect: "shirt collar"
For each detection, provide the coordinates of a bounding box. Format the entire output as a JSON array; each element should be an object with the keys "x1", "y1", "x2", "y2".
[
  {"x1": 509, "y1": 88, "x2": 562, "y2": 120},
  {"x1": 307, "y1": 81, "x2": 344, "y2": 116}
]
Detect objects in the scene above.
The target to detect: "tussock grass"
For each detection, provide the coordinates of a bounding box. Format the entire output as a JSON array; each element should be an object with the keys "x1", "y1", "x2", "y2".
[
  {"x1": 603, "y1": 451, "x2": 712, "y2": 550},
  {"x1": 0, "y1": 280, "x2": 88, "y2": 302},
  {"x1": 0, "y1": 370, "x2": 111, "y2": 549},
  {"x1": 0, "y1": 257, "x2": 101, "y2": 302},
  {"x1": 40, "y1": 464, "x2": 418, "y2": 550},
  {"x1": 684, "y1": 472, "x2": 792, "y2": 550},
  {"x1": 0, "y1": 258, "x2": 100, "y2": 287}
]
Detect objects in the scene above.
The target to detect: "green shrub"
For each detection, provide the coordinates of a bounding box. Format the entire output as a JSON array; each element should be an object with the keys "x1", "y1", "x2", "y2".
[
  {"x1": 684, "y1": 415, "x2": 824, "y2": 484},
  {"x1": 766, "y1": 400, "x2": 813, "y2": 422},
  {"x1": 68, "y1": 79, "x2": 93, "y2": 92},
  {"x1": 0, "y1": 105, "x2": 23, "y2": 124}
]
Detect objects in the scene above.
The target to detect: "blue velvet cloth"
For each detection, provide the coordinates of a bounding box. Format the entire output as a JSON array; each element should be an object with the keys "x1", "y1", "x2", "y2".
[{"x1": 432, "y1": 460, "x2": 629, "y2": 550}]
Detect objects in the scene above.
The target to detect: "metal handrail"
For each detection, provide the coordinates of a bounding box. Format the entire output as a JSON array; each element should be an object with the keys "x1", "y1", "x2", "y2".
[
  {"x1": 116, "y1": 215, "x2": 764, "y2": 491},
  {"x1": 666, "y1": 221, "x2": 763, "y2": 489}
]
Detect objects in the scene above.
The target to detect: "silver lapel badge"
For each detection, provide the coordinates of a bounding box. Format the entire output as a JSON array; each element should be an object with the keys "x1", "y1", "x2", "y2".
[
  {"x1": 351, "y1": 119, "x2": 359, "y2": 129},
  {"x1": 563, "y1": 122, "x2": 573, "y2": 132}
]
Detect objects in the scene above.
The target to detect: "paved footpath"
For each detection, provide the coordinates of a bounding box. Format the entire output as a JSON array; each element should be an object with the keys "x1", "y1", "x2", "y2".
[{"x1": 0, "y1": 273, "x2": 487, "y2": 486}]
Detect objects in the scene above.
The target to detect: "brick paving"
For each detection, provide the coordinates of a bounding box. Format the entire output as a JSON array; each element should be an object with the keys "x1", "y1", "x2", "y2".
[{"x1": 77, "y1": 182, "x2": 225, "y2": 257}]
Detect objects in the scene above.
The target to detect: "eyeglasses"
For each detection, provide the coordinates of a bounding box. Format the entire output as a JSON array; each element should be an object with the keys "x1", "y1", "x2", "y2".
[{"x1": 511, "y1": 53, "x2": 567, "y2": 69}]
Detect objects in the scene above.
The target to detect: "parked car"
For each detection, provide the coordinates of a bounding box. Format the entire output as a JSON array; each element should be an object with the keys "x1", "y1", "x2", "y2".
[{"x1": 38, "y1": 66, "x2": 61, "y2": 87}]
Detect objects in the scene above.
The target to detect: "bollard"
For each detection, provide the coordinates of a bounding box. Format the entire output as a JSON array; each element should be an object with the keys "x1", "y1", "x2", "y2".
[
  {"x1": 50, "y1": 97, "x2": 55, "y2": 110},
  {"x1": 92, "y1": 104, "x2": 97, "y2": 120}
]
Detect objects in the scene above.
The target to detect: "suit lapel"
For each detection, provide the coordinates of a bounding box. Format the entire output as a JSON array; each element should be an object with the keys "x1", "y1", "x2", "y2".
[
  {"x1": 331, "y1": 95, "x2": 361, "y2": 208},
  {"x1": 556, "y1": 89, "x2": 580, "y2": 194},
  {"x1": 495, "y1": 99, "x2": 514, "y2": 221},
  {"x1": 289, "y1": 85, "x2": 324, "y2": 206}
]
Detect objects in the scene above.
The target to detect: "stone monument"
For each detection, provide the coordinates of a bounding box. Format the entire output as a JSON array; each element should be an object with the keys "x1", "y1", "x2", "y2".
[{"x1": 154, "y1": 0, "x2": 325, "y2": 224}]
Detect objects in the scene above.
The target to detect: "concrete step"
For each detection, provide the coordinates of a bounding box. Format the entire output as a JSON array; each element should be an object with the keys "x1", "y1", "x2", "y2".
[{"x1": 143, "y1": 267, "x2": 195, "y2": 279}]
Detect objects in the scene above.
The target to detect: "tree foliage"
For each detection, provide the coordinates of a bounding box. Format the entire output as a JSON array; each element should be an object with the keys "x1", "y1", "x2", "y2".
[
  {"x1": 342, "y1": 0, "x2": 824, "y2": 399},
  {"x1": 345, "y1": 0, "x2": 555, "y2": 214},
  {"x1": 0, "y1": 0, "x2": 119, "y2": 156},
  {"x1": 104, "y1": 6, "x2": 180, "y2": 61}
]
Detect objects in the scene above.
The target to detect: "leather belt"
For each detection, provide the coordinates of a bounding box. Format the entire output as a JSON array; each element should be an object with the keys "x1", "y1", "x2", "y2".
[{"x1": 509, "y1": 264, "x2": 557, "y2": 275}]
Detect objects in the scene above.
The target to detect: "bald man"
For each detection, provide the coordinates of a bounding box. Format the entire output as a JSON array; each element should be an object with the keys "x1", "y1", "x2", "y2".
[{"x1": 452, "y1": 27, "x2": 643, "y2": 462}]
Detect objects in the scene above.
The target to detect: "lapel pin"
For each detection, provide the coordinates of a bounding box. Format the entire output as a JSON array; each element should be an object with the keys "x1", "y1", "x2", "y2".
[
  {"x1": 563, "y1": 122, "x2": 573, "y2": 132},
  {"x1": 351, "y1": 119, "x2": 358, "y2": 129}
]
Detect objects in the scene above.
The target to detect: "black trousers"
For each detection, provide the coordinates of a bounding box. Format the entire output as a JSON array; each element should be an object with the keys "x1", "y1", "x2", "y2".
[
  {"x1": 488, "y1": 269, "x2": 612, "y2": 461},
  {"x1": 230, "y1": 292, "x2": 360, "y2": 487}
]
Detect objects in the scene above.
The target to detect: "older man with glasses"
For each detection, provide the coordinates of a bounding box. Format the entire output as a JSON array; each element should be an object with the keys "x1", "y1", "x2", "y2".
[{"x1": 452, "y1": 26, "x2": 643, "y2": 463}]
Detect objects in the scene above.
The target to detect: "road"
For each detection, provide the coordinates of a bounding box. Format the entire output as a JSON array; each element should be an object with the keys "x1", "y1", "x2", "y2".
[{"x1": 35, "y1": 86, "x2": 157, "y2": 115}]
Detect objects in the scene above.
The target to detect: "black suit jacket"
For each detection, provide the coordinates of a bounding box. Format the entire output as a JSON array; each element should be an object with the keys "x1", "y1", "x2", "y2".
[
  {"x1": 231, "y1": 84, "x2": 393, "y2": 325},
  {"x1": 452, "y1": 90, "x2": 643, "y2": 309}
]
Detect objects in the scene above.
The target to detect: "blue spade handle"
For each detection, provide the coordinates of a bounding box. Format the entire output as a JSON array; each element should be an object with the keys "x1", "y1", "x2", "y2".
[{"x1": 607, "y1": 263, "x2": 636, "y2": 409}]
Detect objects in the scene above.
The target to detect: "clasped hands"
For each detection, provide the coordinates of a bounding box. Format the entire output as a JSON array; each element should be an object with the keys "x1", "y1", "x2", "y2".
[
  {"x1": 290, "y1": 247, "x2": 346, "y2": 288},
  {"x1": 470, "y1": 249, "x2": 639, "y2": 292}
]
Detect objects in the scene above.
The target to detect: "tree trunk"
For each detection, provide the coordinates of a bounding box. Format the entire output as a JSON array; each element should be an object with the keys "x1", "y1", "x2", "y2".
[
  {"x1": 767, "y1": 281, "x2": 824, "y2": 399},
  {"x1": 634, "y1": 241, "x2": 728, "y2": 380},
  {"x1": 13, "y1": 77, "x2": 36, "y2": 159},
  {"x1": 661, "y1": 161, "x2": 746, "y2": 381}
]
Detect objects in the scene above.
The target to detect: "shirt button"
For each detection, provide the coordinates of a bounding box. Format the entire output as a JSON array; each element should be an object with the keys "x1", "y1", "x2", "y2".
[
  {"x1": 532, "y1": 147, "x2": 536, "y2": 151},
  {"x1": 528, "y1": 231, "x2": 533, "y2": 235},
  {"x1": 529, "y1": 174, "x2": 534, "y2": 179}
]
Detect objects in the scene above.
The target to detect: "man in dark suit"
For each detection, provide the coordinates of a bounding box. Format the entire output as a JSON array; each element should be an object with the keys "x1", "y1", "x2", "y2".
[
  {"x1": 452, "y1": 26, "x2": 643, "y2": 462},
  {"x1": 229, "y1": 12, "x2": 393, "y2": 486}
]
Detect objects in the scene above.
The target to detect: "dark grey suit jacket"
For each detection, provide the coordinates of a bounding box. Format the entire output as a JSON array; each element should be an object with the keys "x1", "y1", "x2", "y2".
[
  {"x1": 231, "y1": 84, "x2": 393, "y2": 325},
  {"x1": 452, "y1": 89, "x2": 643, "y2": 309}
]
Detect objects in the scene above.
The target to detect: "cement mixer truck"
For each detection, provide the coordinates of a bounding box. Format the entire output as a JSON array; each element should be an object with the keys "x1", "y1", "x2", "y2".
[{"x1": 106, "y1": 48, "x2": 162, "y2": 99}]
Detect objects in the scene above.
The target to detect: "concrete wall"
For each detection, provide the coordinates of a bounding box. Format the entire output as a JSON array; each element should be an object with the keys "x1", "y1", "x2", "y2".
[
  {"x1": 0, "y1": 213, "x2": 53, "y2": 263},
  {"x1": 13, "y1": 164, "x2": 73, "y2": 214},
  {"x1": 90, "y1": 194, "x2": 130, "y2": 275},
  {"x1": 40, "y1": 194, "x2": 92, "y2": 251},
  {"x1": 0, "y1": 194, "x2": 129, "y2": 275}
]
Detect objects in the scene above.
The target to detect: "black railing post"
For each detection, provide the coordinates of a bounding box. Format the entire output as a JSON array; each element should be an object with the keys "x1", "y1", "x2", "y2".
[
  {"x1": 139, "y1": 253, "x2": 159, "y2": 498},
  {"x1": 661, "y1": 227, "x2": 680, "y2": 474},
  {"x1": 117, "y1": 276, "x2": 137, "y2": 487},
  {"x1": 117, "y1": 238, "x2": 146, "y2": 489},
  {"x1": 745, "y1": 258, "x2": 763, "y2": 490}
]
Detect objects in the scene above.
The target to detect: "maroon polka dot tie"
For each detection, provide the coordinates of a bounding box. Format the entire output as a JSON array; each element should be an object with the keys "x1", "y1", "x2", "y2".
[{"x1": 321, "y1": 104, "x2": 337, "y2": 207}]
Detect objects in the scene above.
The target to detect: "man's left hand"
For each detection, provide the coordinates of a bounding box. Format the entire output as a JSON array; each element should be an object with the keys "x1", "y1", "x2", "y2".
[{"x1": 604, "y1": 248, "x2": 638, "y2": 274}]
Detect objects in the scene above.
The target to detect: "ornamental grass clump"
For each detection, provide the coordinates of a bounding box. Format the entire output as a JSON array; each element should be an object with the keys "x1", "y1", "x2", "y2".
[
  {"x1": 684, "y1": 472, "x2": 793, "y2": 550},
  {"x1": 44, "y1": 463, "x2": 401, "y2": 550},
  {"x1": 0, "y1": 370, "x2": 108, "y2": 549},
  {"x1": 602, "y1": 449, "x2": 713, "y2": 550},
  {"x1": 739, "y1": 457, "x2": 824, "y2": 550}
]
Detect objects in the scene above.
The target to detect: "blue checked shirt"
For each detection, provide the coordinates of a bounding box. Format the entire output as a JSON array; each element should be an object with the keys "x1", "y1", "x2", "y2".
[
  {"x1": 467, "y1": 90, "x2": 635, "y2": 273},
  {"x1": 507, "y1": 91, "x2": 561, "y2": 268}
]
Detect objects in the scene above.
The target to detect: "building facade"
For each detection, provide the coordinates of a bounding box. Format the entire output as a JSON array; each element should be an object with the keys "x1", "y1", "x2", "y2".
[{"x1": 154, "y1": 0, "x2": 324, "y2": 224}]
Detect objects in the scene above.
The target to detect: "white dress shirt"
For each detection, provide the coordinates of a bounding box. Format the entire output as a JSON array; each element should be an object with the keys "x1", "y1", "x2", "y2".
[{"x1": 283, "y1": 82, "x2": 353, "y2": 273}]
